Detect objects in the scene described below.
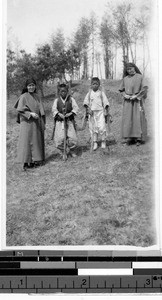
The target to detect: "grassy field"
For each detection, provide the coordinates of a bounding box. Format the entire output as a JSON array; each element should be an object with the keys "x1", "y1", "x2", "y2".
[{"x1": 6, "y1": 79, "x2": 156, "y2": 246}]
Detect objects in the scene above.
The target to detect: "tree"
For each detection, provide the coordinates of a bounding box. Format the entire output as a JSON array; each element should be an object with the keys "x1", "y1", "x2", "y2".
[
  {"x1": 113, "y1": 3, "x2": 132, "y2": 69},
  {"x1": 7, "y1": 48, "x2": 17, "y2": 97},
  {"x1": 51, "y1": 28, "x2": 65, "y2": 54},
  {"x1": 100, "y1": 15, "x2": 114, "y2": 79},
  {"x1": 7, "y1": 44, "x2": 55, "y2": 97},
  {"x1": 65, "y1": 45, "x2": 80, "y2": 80},
  {"x1": 11, "y1": 50, "x2": 36, "y2": 95},
  {"x1": 34, "y1": 44, "x2": 55, "y2": 95},
  {"x1": 74, "y1": 17, "x2": 91, "y2": 79},
  {"x1": 50, "y1": 29, "x2": 66, "y2": 80},
  {"x1": 135, "y1": 4, "x2": 151, "y2": 75},
  {"x1": 89, "y1": 12, "x2": 98, "y2": 78}
]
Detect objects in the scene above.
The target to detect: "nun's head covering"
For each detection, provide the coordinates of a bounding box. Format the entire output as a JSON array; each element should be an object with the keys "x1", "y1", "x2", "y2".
[
  {"x1": 123, "y1": 62, "x2": 142, "y2": 77},
  {"x1": 21, "y1": 77, "x2": 37, "y2": 94},
  {"x1": 25, "y1": 77, "x2": 36, "y2": 87}
]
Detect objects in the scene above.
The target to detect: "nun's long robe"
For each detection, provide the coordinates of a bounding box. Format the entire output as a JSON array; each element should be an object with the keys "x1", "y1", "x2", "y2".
[
  {"x1": 15, "y1": 92, "x2": 45, "y2": 163},
  {"x1": 119, "y1": 73, "x2": 147, "y2": 141}
]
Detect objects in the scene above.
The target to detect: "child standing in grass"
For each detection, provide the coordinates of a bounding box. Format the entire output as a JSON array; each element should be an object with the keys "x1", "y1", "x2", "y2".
[
  {"x1": 83, "y1": 77, "x2": 110, "y2": 150},
  {"x1": 52, "y1": 83, "x2": 79, "y2": 159}
]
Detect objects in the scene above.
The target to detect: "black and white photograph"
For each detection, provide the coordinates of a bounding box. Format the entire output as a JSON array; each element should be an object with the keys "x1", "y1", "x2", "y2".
[{"x1": 3, "y1": 0, "x2": 160, "y2": 248}]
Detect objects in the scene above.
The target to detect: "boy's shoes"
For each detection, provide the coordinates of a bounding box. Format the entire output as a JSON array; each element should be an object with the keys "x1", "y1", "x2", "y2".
[
  {"x1": 70, "y1": 152, "x2": 77, "y2": 158},
  {"x1": 121, "y1": 139, "x2": 128, "y2": 144},
  {"x1": 62, "y1": 154, "x2": 67, "y2": 161},
  {"x1": 93, "y1": 142, "x2": 98, "y2": 151},
  {"x1": 101, "y1": 141, "x2": 106, "y2": 149}
]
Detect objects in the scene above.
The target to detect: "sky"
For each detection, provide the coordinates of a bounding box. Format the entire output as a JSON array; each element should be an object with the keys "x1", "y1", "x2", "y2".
[
  {"x1": 7, "y1": 0, "x2": 108, "y2": 53},
  {"x1": 6, "y1": 0, "x2": 155, "y2": 54}
]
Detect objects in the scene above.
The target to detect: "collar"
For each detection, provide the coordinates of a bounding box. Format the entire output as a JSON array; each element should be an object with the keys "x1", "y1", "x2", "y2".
[{"x1": 60, "y1": 94, "x2": 70, "y2": 102}]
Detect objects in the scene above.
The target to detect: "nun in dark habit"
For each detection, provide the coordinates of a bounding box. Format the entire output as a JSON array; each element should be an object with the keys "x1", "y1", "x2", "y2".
[
  {"x1": 119, "y1": 62, "x2": 148, "y2": 146},
  {"x1": 14, "y1": 78, "x2": 46, "y2": 170}
]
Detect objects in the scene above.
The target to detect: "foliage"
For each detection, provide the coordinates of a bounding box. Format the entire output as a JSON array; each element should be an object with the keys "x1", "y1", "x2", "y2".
[
  {"x1": 7, "y1": 49, "x2": 36, "y2": 96},
  {"x1": 51, "y1": 28, "x2": 65, "y2": 54},
  {"x1": 7, "y1": 1, "x2": 152, "y2": 94},
  {"x1": 74, "y1": 17, "x2": 91, "y2": 79}
]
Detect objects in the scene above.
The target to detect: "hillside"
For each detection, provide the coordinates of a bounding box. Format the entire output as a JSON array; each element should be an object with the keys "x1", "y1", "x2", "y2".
[{"x1": 6, "y1": 79, "x2": 156, "y2": 246}]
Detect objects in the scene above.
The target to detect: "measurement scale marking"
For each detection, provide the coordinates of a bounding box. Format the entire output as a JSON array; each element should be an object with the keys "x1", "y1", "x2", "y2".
[
  {"x1": 20, "y1": 262, "x2": 75, "y2": 269},
  {"x1": 0, "y1": 262, "x2": 20, "y2": 268},
  {"x1": 76, "y1": 262, "x2": 132, "y2": 268},
  {"x1": 78, "y1": 268, "x2": 133, "y2": 275},
  {"x1": 133, "y1": 262, "x2": 162, "y2": 268},
  {"x1": 39, "y1": 257, "x2": 61, "y2": 261},
  {"x1": 134, "y1": 269, "x2": 162, "y2": 275},
  {"x1": 63, "y1": 256, "x2": 87, "y2": 261},
  {"x1": 0, "y1": 269, "x2": 78, "y2": 276}
]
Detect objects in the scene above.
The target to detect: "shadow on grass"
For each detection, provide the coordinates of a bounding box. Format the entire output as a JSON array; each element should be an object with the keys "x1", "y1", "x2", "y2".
[
  {"x1": 76, "y1": 144, "x2": 90, "y2": 156},
  {"x1": 45, "y1": 144, "x2": 90, "y2": 163},
  {"x1": 45, "y1": 152, "x2": 61, "y2": 163},
  {"x1": 106, "y1": 139, "x2": 117, "y2": 146}
]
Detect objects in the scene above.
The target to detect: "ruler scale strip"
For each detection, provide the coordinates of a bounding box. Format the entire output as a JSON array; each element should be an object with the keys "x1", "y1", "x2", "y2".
[
  {"x1": 0, "y1": 275, "x2": 162, "y2": 293},
  {"x1": 0, "y1": 251, "x2": 161, "y2": 293}
]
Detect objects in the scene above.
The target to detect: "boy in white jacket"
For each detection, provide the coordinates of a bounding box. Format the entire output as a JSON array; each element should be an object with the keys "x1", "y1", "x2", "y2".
[{"x1": 83, "y1": 77, "x2": 110, "y2": 150}]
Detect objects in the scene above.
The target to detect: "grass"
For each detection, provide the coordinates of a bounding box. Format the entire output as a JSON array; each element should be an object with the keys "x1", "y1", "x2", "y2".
[{"x1": 6, "y1": 79, "x2": 156, "y2": 246}]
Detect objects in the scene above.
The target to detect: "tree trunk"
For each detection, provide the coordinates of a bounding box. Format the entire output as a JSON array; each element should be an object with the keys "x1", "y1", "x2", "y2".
[
  {"x1": 91, "y1": 36, "x2": 95, "y2": 78},
  {"x1": 143, "y1": 34, "x2": 145, "y2": 75},
  {"x1": 111, "y1": 59, "x2": 113, "y2": 79},
  {"x1": 126, "y1": 42, "x2": 129, "y2": 61},
  {"x1": 83, "y1": 51, "x2": 88, "y2": 79},
  {"x1": 122, "y1": 44, "x2": 126, "y2": 77},
  {"x1": 145, "y1": 33, "x2": 152, "y2": 74},
  {"x1": 114, "y1": 45, "x2": 117, "y2": 79},
  {"x1": 38, "y1": 82, "x2": 44, "y2": 98},
  {"x1": 129, "y1": 42, "x2": 134, "y2": 62},
  {"x1": 134, "y1": 41, "x2": 136, "y2": 64},
  {"x1": 96, "y1": 57, "x2": 99, "y2": 77},
  {"x1": 104, "y1": 44, "x2": 110, "y2": 79},
  {"x1": 99, "y1": 59, "x2": 102, "y2": 80}
]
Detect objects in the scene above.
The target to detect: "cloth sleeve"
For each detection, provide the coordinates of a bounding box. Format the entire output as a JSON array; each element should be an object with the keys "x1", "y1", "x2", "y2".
[
  {"x1": 102, "y1": 91, "x2": 110, "y2": 108},
  {"x1": 71, "y1": 97, "x2": 79, "y2": 115},
  {"x1": 136, "y1": 77, "x2": 148, "y2": 101},
  {"x1": 37, "y1": 96, "x2": 45, "y2": 117},
  {"x1": 83, "y1": 92, "x2": 90, "y2": 107},
  {"x1": 118, "y1": 79, "x2": 125, "y2": 92},
  {"x1": 15, "y1": 95, "x2": 31, "y2": 120},
  {"x1": 52, "y1": 98, "x2": 59, "y2": 118}
]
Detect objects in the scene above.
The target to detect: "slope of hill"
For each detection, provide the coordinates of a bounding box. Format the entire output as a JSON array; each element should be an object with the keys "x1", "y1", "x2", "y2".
[{"x1": 6, "y1": 79, "x2": 156, "y2": 246}]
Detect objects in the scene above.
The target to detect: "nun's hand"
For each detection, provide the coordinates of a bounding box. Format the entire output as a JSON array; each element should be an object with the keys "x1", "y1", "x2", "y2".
[
  {"x1": 130, "y1": 95, "x2": 137, "y2": 100},
  {"x1": 30, "y1": 112, "x2": 39, "y2": 119},
  {"x1": 124, "y1": 94, "x2": 131, "y2": 100}
]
